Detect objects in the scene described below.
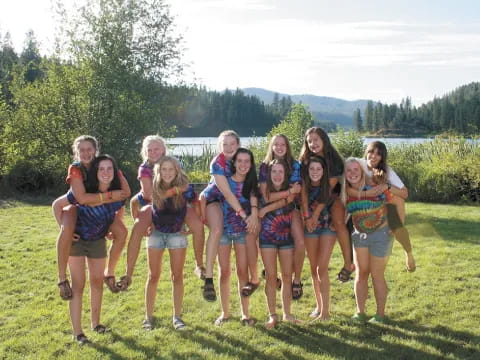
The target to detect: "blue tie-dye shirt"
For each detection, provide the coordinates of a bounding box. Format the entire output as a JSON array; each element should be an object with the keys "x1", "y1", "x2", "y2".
[{"x1": 222, "y1": 177, "x2": 251, "y2": 236}]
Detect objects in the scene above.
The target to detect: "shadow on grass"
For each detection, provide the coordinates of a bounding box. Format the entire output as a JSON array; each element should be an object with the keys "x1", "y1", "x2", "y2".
[
  {"x1": 85, "y1": 320, "x2": 479, "y2": 360},
  {"x1": 407, "y1": 212, "x2": 480, "y2": 245}
]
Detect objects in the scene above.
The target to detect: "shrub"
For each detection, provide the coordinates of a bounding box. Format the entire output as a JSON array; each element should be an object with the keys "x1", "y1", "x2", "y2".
[{"x1": 331, "y1": 127, "x2": 365, "y2": 158}]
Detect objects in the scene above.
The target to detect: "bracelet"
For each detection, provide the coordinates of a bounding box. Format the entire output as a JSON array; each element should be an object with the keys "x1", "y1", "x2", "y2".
[
  {"x1": 302, "y1": 211, "x2": 309, "y2": 218},
  {"x1": 107, "y1": 191, "x2": 113, "y2": 200},
  {"x1": 175, "y1": 186, "x2": 180, "y2": 195},
  {"x1": 99, "y1": 193, "x2": 104, "y2": 202},
  {"x1": 251, "y1": 205, "x2": 258, "y2": 208}
]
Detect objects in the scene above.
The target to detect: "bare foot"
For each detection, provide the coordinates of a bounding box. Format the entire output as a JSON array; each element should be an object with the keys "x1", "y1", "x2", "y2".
[
  {"x1": 406, "y1": 252, "x2": 416, "y2": 272},
  {"x1": 312, "y1": 314, "x2": 330, "y2": 322},
  {"x1": 283, "y1": 315, "x2": 302, "y2": 324},
  {"x1": 265, "y1": 314, "x2": 278, "y2": 329}
]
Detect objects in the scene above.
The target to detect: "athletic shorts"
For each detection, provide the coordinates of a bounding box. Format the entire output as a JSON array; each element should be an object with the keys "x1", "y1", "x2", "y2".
[
  {"x1": 147, "y1": 229, "x2": 188, "y2": 249},
  {"x1": 70, "y1": 238, "x2": 107, "y2": 258},
  {"x1": 351, "y1": 226, "x2": 393, "y2": 257}
]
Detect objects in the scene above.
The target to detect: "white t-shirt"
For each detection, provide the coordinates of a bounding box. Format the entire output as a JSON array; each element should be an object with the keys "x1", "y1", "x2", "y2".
[{"x1": 358, "y1": 158, "x2": 404, "y2": 189}]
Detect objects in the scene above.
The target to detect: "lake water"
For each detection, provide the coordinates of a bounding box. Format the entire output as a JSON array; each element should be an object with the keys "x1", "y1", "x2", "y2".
[{"x1": 165, "y1": 136, "x2": 436, "y2": 156}]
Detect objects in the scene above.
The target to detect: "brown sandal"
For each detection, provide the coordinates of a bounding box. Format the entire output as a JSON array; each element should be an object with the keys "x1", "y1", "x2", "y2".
[
  {"x1": 241, "y1": 282, "x2": 260, "y2": 297},
  {"x1": 58, "y1": 279, "x2": 73, "y2": 300},
  {"x1": 104, "y1": 276, "x2": 120, "y2": 293},
  {"x1": 116, "y1": 275, "x2": 131, "y2": 291},
  {"x1": 292, "y1": 281, "x2": 303, "y2": 300}
]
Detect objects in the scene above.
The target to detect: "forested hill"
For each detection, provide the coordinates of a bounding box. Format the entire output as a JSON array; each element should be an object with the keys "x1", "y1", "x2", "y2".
[
  {"x1": 243, "y1": 87, "x2": 369, "y2": 129},
  {"x1": 354, "y1": 82, "x2": 480, "y2": 135}
]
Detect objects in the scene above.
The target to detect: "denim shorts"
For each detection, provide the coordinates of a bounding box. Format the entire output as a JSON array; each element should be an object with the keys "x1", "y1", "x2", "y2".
[
  {"x1": 259, "y1": 241, "x2": 294, "y2": 250},
  {"x1": 70, "y1": 238, "x2": 107, "y2": 258},
  {"x1": 351, "y1": 226, "x2": 393, "y2": 257},
  {"x1": 147, "y1": 229, "x2": 188, "y2": 249},
  {"x1": 304, "y1": 228, "x2": 336, "y2": 238},
  {"x1": 219, "y1": 232, "x2": 246, "y2": 246}
]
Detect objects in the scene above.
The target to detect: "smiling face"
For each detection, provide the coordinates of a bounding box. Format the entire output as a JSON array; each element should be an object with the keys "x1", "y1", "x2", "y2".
[
  {"x1": 366, "y1": 147, "x2": 382, "y2": 169},
  {"x1": 97, "y1": 159, "x2": 114, "y2": 188},
  {"x1": 77, "y1": 140, "x2": 96, "y2": 167},
  {"x1": 234, "y1": 152, "x2": 252, "y2": 177},
  {"x1": 272, "y1": 136, "x2": 287, "y2": 159},
  {"x1": 147, "y1": 140, "x2": 165, "y2": 163},
  {"x1": 160, "y1": 160, "x2": 177, "y2": 186},
  {"x1": 345, "y1": 161, "x2": 363, "y2": 187},
  {"x1": 306, "y1": 132, "x2": 324, "y2": 156},
  {"x1": 220, "y1": 135, "x2": 239, "y2": 160},
  {"x1": 308, "y1": 161, "x2": 324, "y2": 184},
  {"x1": 270, "y1": 163, "x2": 285, "y2": 190}
]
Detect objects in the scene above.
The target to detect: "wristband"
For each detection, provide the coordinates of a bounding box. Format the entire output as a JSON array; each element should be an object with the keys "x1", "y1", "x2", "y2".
[
  {"x1": 108, "y1": 191, "x2": 113, "y2": 200},
  {"x1": 175, "y1": 186, "x2": 180, "y2": 195},
  {"x1": 99, "y1": 193, "x2": 104, "y2": 202},
  {"x1": 251, "y1": 205, "x2": 258, "y2": 208}
]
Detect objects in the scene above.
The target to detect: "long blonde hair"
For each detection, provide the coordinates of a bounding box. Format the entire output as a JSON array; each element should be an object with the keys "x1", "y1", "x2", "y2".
[
  {"x1": 152, "y1": 156, "x2": 189, "y2": 209},
  {"x1": 141, "y1": 135, "x2": 166, "y2": 164},
  {"x1": 341, "y1": 157, "x2": 367, "y2": 205},
  {"x1": 217, "y1": 130, "x2": 240, "y2": 152}
]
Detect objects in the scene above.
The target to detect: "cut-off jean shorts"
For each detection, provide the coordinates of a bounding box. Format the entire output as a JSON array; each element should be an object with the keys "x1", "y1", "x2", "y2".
[
  {"x1": 351, "y1": 226, "x2": 393, "y2": 258},
  {"x1": 220, "y1": 232, "x2": 246, "y2": 246},
  {"x1": 147, "y1": 229, "x2": 188, "y2": 249},
  {"x1": 304, "y1": 227, "x2": 336, "y2": 238}
]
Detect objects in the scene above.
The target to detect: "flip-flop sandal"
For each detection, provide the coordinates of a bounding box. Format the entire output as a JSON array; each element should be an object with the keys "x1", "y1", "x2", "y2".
[
  {"x1": 292, "y1": 281, "x2": 303, "y2": 300},
  {"x1": 265, "y1": 314, "x2": 278, "y2": 329},
  {"x1": 309, "y1": 309, "x2": 320, "y2": 318},
  {"x1": 241, "y1": 282, "x2": 260, "y2": 297},
  {"x1": 58, "y1": 279, "x2": 73, "y2": 300},
  {"x1": 173, "y1": 317, "x2": 186, "y2": 330},
  {"x1": 241, "y1": 318, "x2": 256, "y2": 327},
  {"x1": 74, "y1": 332, "x2": 90, "y2": 345},
  {"x1": 337, "y1": 267, "x2": 353, "y2": 283},
  {"x1": 214, "y1": 316, "x2": 229, "y2": 326},
  {"x1": 116, "y1": 275, "x2": 131, "y2": 291},
  {"x1": 104, "y1": 276, "x2": 120, "y2": 293},
  {"x1": 202, "y1": 282, "x2": 216, "y2": 302},
  {"x1": 92, "y1": 324, "x2": 109, "y2": 334},
  {"x1": 142, "y1": 318, "x2": 153, "y2": 330}
]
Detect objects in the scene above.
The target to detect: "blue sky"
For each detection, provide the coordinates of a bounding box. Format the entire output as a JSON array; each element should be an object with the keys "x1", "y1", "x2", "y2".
[{"x1": 1, "y1": 0, "x2": 480, "y2": 105}]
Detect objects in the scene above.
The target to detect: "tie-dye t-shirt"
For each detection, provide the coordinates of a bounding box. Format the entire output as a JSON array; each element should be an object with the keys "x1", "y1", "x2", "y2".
[
  {"x1": 258, "y1": 160, "x2": 301, "y2": 185},
  {"x1": 137, "y1": 161, "x2": 154, "y2": 180},
  {"x1": 346, "y1": 185, "x2": 387, "y2": 234},
  {"x1": 222, "y1": 177, "x2": 251, "y2": 236},
  {"x1": 203, "y1": 153, "x2": 232, "y2": 202},
  {"x1": 152, "y1": 184, "x2": 197, "y2": 233},
  {"x1": 67, "y1": 191, "x2": 124, "y2": 241},
  {"x1": 66, "y1": 161, "x2": 88, "y2": 185},
  {"x1": 307, "y1": 185, "x2": 332, "y2": 231},
  {"x1": 200, "y1": 182, "x2": 222, "y2": 203},
  {"x1": 259, "y1": 197, "x2": 294, "y2": 246}
]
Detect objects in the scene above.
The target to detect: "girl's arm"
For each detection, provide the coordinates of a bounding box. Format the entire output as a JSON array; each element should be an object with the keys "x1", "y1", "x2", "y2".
[
  {"x1": 71, "y1": 178, "x2": 128, "y2": 206},
  {"x1": 259, "y1": 182, "x2": 301, "y2": 203},
  {"x1": 305, "y1": 202, "x2": 326, "y2": 233},
  {"x1": 245, "y1": 194, "x2": 259, "y2": 233},
  {"x1": 198, "y1": 193, "x2": 207, "y2": 224},
  {"x1": 346, "y1": 184, "x2": 388, "y2": 198},
  {"x1": 213, "y1": 174, "x2": 244, "y2": 213},
  {"x1": 389, "y1": 184, "x2": 408, "y2": 199},
  {"x1": 139, "y1": 177, "x2": 153, "y2": 202}
]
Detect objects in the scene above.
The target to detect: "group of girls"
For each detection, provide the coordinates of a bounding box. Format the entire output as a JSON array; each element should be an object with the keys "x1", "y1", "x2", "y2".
[{"x1": 54, "y1": 129, "x2": 415, "y2": 344}]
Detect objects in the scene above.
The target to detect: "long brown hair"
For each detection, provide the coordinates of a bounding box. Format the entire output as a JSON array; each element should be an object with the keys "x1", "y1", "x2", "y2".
[
  {"x1": 265, "y1": 159, "x2": 290, "y2": 199},
  {"x1": 365, "y1": 141, "x2": 388, "y2": 183},
  {"x1": 303, "y1": 156, "x2": 330, "y2": 203},
  {"x1": 263, "y1": 134, "x2": 295, "y2": 174},
  {"x1": 152, "y1": 156, "x2": 189, "y2": 209}
]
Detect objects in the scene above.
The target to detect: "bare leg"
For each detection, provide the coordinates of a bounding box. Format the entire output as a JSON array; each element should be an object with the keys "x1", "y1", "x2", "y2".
[
  {"x1": 331, "y1": 199, "x2": 354, "y2": 272},
  {"x1": 130, "y1": 196, "x2": 140, "y2": 219},
  {"x1": 145, "y1": 248, "x2": 164, "y2": 320},
  {"x1": 260, "y1": 248, "x2": 278, "y2": 327},
  {"x1": 68, "y1": 256, "x2": 86, "y2": 336},
  {"x1": 185, "y1": 206, "x2": 205, "y2": 269},
  {"x1": 125, "y1": 206, "x2": 152, "y2": 279},
  {"x1": 217, "y1": 244, "x2": 232, "y2": 321},
  {"x1": 205, "y1": 203, "x2": 223, "y2": 279},
  {"x1": 353, "y1": 247, "x2": 370, "y2": 315},
  {"x1": 291, "y1": 210, "x2": 305, "y2": 284},
  {"x1": 87, "y1": 257, "x2": 107, "y2": 328},
  {"x1": 370, "y1": 254, "x2": 389, "y2": 317},
  {"x1": 278, "y1": 248, "x2": 295, "y2": 322},
  {"x1": 245, "y1": 231, "x2": 259, "y2": 284},
  {"x1": 57, "y1": 206, "x2": 77, "y2": 282},
  {"x1": 304, "y1": 236, "x2": 321, "y2": 314},
  {"x1": 391, "y1": 196, "x2": 415, "y2": 271},
  {"x1": 315, "y1": 234, "x2": 336, "y2": 320},
  {"x1": 105, "y1": 208, "x2": 127, "y2": 277},
  {"x1": 234, "y1": 242, "x2": 251, "y2": 321},
  {"x1": 169, "y1": 247, "x2": 187, "y2": 318}
]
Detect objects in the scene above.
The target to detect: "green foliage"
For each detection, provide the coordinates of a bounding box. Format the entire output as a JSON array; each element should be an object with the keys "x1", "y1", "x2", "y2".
[
  {"x1": 331, "y1": 127, "x2": 365, "y2": 158},
  {"x1": 388, "y1": 137, "x2": 480, "y2": 202},
  {"x1": 249, "y1": 104, "x2": 314, "y2": 163},
  {"x1": 1, "y1": 201, "x2": 480, "y2": 359}
]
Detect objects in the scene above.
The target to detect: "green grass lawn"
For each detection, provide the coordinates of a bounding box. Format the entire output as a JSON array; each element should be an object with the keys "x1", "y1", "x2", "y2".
[{"x1": 0, "y1": 200, "x2": 479, "y2": 359}]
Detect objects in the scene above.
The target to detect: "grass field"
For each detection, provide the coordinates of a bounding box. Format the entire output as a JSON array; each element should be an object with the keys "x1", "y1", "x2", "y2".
[{"x1": 0, "y1": 199, "x2": 479, "y2": 359}]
